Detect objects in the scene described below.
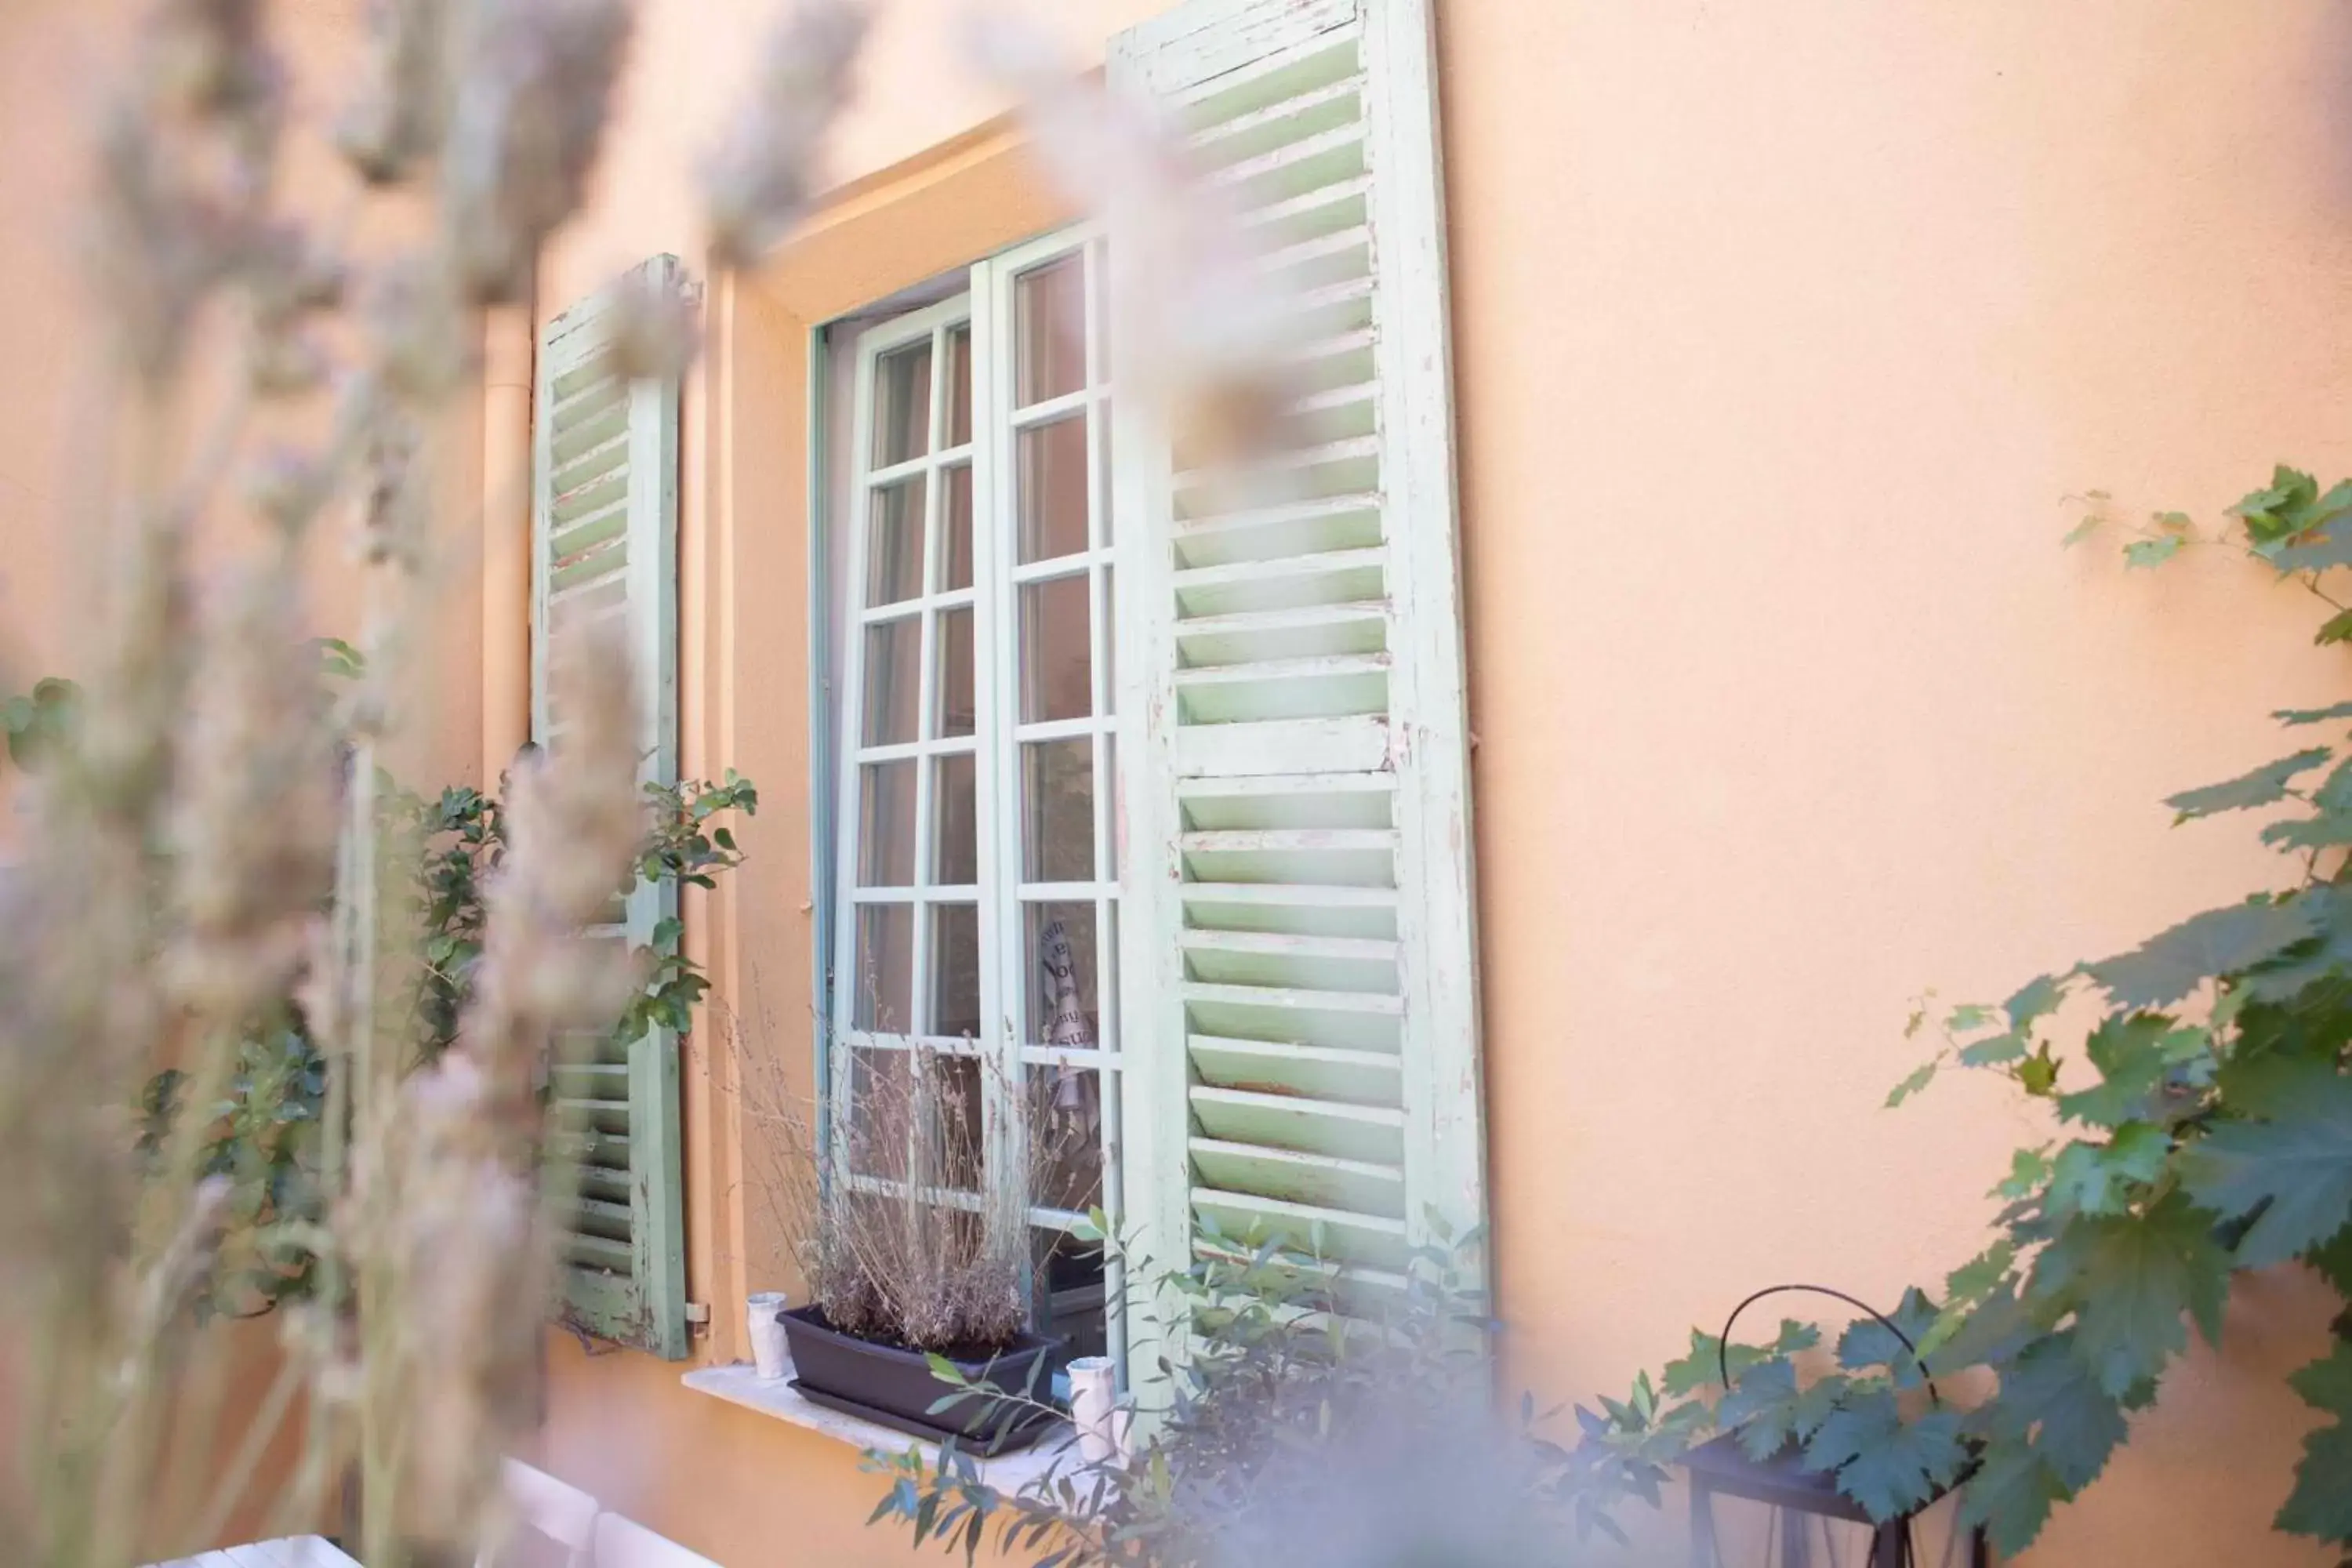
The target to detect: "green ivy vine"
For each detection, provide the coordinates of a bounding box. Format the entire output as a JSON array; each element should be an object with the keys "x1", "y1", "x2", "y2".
[{"x1": 1553, "y1": 466, "x2": 2352, "y2": 1559}]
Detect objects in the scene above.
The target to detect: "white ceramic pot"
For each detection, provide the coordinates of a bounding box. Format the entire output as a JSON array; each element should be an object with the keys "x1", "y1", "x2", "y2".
[
  {"x1": 747, "y1": 1291, "x2": 789, "y2": 1380},
  {"x1": 1066, "y1": 1356, "x2": 1129, "y2": 1465}
]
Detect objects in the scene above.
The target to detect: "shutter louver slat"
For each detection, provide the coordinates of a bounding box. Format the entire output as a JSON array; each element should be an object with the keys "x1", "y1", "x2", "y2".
[
  {"x1": 1112, "y1": 0, "x2": 1483, "y2": 1341},
  {"x1": 531, "y1": 254, "x2": 690, "y2": 1359}
]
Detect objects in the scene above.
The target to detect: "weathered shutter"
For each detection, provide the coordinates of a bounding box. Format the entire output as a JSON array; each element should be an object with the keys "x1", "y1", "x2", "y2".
[
  {"x1": 1109, "y1": 0, "x2": 1483, "y2": 1330},
  {"x1": 531, "y1": 254, "x2": 689, "y2": 1359}
]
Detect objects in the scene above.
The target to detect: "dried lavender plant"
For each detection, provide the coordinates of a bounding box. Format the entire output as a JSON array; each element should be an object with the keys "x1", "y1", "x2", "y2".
[
  {"x1": 340, "y1": 633, "x2": 644, "y2": 1559},
  {"x1": 0, "y1": 0, "x2": 735, "y2": 1560},
  {"x1": 703, "y1": 0, "x2": 872, "y2": 270},
  {"x1": 0, "y1": 0, "x2": 880, "y2": 1554},
  {"x1": 736, "y1": 1025, "x2": 1094, "y2": 1356}
]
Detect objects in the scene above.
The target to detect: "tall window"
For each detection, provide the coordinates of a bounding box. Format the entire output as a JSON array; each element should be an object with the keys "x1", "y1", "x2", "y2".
[{"x1": 829, "y1": 229, "x2": 1120, "y2": 1363}]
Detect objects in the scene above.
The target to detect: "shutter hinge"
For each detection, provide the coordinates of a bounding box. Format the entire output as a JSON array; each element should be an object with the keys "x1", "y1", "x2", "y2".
[{"x1": 684, "y1": 1301, "x2": 712, "y2": 1329}]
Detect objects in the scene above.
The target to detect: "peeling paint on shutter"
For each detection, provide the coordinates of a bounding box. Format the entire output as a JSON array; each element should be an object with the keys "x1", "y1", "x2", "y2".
[
  {"x1": 532, "y1": 254, "x2": 690, "y2": 1359},
  {"x1": 1110, "y1": 0, "x2": 1483, "y2": 1330}
]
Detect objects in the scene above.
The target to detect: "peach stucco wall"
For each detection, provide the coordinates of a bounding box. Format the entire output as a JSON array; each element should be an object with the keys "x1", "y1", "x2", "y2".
[
  {"x1": 535, "y1": 1, "x2": 2352, "y2": 1563},
  {"x1": 1452, "y1": 2, "x2": 2350, "y2": 1563},
  {"x1": 5, "y1": 0, "x2": 2352, "y2": 1563}
]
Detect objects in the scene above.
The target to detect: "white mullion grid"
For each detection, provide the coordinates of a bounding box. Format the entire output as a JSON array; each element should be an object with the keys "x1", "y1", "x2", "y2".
[
  {"x1": 907, "y1": 310, "x2": 956, "y2": 1045},
  {"x1": 1083, "y1": 230, "x2": 1126, "y2": 1378},
  {"x1": 856, "y1": 734, "x2": 975, "y2": 767},
  {"x1": 975, "y1": 241, "x2": 1028, "y2": 1272},
  {"x1": 983, "y1": 227, "x2": 1125, "y2": 1370},
  {"x1": 859, "y1": 587, "x2": 975, "y2": 624},
  {"x1": 830, "y1": 295, "x2": 972, "y2": 1186},
  {"x1": 1013, "y1": 715, "x2": 1100, "y2": 746},
  {"x1": 1010, "y1": 549, "x2": 1113, "y2": 586},
  {"x1": 1009, "y1": 388, "x2": 1092, "y2": 430}
]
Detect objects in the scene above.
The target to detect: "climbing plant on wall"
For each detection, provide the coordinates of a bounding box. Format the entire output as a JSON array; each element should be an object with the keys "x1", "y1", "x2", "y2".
[{"x1": 1548, "y1": 466, "x2": 2352, "y2": 1558}]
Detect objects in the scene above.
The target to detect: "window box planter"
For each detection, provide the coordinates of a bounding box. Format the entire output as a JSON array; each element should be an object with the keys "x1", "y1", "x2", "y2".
[{"x1": 779, "y1": 1305, "x2": 1060, "y2": 1454}]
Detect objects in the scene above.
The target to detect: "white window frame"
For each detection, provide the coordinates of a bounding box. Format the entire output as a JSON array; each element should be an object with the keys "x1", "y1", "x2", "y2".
[{"x1": 826, "y1": 226, "x2": 1125, "y2": 1367}]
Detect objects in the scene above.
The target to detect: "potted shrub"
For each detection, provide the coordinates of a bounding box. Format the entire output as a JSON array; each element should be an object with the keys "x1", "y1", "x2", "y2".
[{"x1": 758, "y1": 1044, "x2": 1074, "y2": 1451}]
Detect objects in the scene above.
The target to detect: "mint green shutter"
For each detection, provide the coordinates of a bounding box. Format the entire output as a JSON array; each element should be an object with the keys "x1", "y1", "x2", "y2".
[
  {"x1": 532, "y1": 254, "x2": 690, "y2": 1359},
  {"x1": 1108, "y1": 0, "x2": 1484, "y2": 1332}
]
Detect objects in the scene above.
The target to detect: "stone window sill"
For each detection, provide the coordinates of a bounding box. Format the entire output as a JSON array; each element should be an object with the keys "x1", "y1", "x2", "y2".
[{"x1": 681, "y1": 1353, "x2": 1080, "y2": 1494}]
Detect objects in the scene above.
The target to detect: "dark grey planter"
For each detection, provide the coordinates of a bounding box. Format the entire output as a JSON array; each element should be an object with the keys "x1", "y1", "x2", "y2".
[{"x1": 779, "y1": 1305, "x2": 1060, "y2": 1453}]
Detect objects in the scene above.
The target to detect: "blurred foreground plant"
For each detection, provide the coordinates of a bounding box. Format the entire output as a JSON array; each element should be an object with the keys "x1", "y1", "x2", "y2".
[
  {"x1": 0, "y1": 0, "x2": 856, "y2": 1561},
  {"x1": 133, "y1": 764, "x2": 756, "y2": 1326},
  {"x1": 860, "y1": 1222, "x2": 1581, "y2": 1568}
]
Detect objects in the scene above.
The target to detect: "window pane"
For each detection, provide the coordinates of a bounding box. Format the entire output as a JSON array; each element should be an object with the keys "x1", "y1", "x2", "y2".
[
  {"x1": 872, "y1": 341, "x2": 932, "y2": 465},
  {"x1": 935, "y1": 606, "x2": 974, "y2": 738},
  {"x1": 857, "y1": 760, "x2": 916, "y2": 886},
  {"x1": 847, "y1": 1047, "x2": 911, "y2": 1178},
  {"x1": 853, "y1": 906, "x2": 913, "y2": 1032},
  {"x1": 1026, "y1": 903, "x2": 1098, "y2": 1048},
  {"x1": 931, "y1": 903, "x2": 982, "y2": 1040},
  {"x1": 1020, "y1": 575, "x2": 1091, "y2": 723},
  {"x1": 940, "y1": 463, "x2": 974, "y2": 590},
  {"x1": 946, "y1": 325, "x2": 972, "y2": 447},
  {"x1": 1034, "y1": 1227, "x2": 1108, "y2": 1366},
  {"x1": 1022, "y1": 739, "x2": 1093, "y2": 882},
  {"x1": 931, "y1": 1051, "x2": 986, "y2": 1194},
  {"x1": 1017, "y1": 415, "x2": 1090, "y2": 564},
  {"x1": 1014, "y1": 256, "x2": 1086, "y2": 405},
  {"x1": 1030, "y1": 1071, "x2": 1105, "y2": 1217},
  {"x1": 862, "y1": 616, "x2": 920, "y2": 744},
  {"x1": 933, "y1": 753, "x2": 977, "y2": 884},
  {"x1": 866, "y1": 475, "x2": 926, "y2": 606},
  {"x1": 848, "y1": 1047, "x2": 984, "y2": 1195}
]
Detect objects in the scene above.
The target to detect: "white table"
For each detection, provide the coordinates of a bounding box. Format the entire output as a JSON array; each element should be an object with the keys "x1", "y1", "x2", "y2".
[{"x1": 151, "y1": 1537, "x2": 361, "y2": 1568}]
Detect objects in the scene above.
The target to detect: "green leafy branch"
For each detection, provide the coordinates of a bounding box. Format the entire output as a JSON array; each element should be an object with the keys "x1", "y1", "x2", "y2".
[
  {"x1": 1556, "y1": 466, "x2": 2352, "y2": 1559},
  {"x1": 2069, "y1": 466, "x2": 2352, "y2": 642},
  {"x1": 139, "y1": 746, "x2": 757, "y2": 1322}
]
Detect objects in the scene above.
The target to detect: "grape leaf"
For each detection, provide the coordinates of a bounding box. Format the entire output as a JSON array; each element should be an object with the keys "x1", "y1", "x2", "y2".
[
  {"x1": 2179, "y1": 1076, "x2": 2352, "y2": 1268},
  {"x1": 2279, "y1": 1344, "x2": 2352, "y2": 1545},
  {"x1": 1719, "y1": 1357, "x2": 1800, "y2": 1461},
  {"x1": 1929, "y1": 1282, "x2": 2038, "y2": 1373},
  {"x1": 2056, "y1": 1016, "x2": 2177, "y2": 1128},
  {"x1": 1803, "y1": 1389, "x2": 1969, "y2": 1522},
  {"x1": 1837, "y1": 1286, "x2": 1939, "y2": 1385},
  {"x1": 2261, "y1": 813, "x2": 2352, "y2": 852},
  {"x1": 1959, "y1": 1033, "x2": 2028, "y2": 1067},
  {"x1": 1982, "y1": 1334, "x2": 2130, "y2": 1492},
  {"x1": 1991, "y1": 1146, "x2": 2053, "y2": 1203},
  {"x1": 2307, "y1": 1223, "x2": 2352, "y2": 1298},
  {"x1": 2045, "y1": 1125, "x2": 2169, "y2": 1216},
  {"x1": 1886, "y1": 1061, "x2": 1937, "y2": 1108},
  {"x1": 2276, "y1": 516, "x2": 2352, "y2": 574},
  {"x1": 2005, "y1": 973, "x2": 2067, "y2": 1027},
  {"x1": 2291, "y1": 1340, "x2": 2352, "y2": 1415},
  {"x1": 2029, "y1": 1194, "x2": 2231, "y2": 1396},
  {"x1": 1664, "y1": 1320, "x2": 1820, "y2": 1398},
  {"x1": 2278, "y1": 1423, "x2": 2352, "y2": 1544},
  {"x1": 2085, "y1": 899, "x2": 2325, "y2": 1008},
  {"x1": 2275, "y1": 699, "x2": 2352, "y2": 726},
  {"x1": 2125, "y1": 535, "x2": 2183, "y2": 569},
  {"x1": 2163, "y1": 750, "x2": 2332, "y2": 822},
  {"x1": 1946, "y1": 1240, "x2": 2016, "y2": 1308},
  {"x1": 2233, "y1": 468, "x2": 2352, "y2": 553},
  {"x1": 1956, "y1": 1440, "x2": 2064, "y2": 1558}
]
